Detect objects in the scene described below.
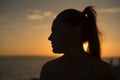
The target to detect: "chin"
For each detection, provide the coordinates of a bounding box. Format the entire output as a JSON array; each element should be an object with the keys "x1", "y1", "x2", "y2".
[{"x1": 52, "y1": 49, "x2": 64, "y2": 54}]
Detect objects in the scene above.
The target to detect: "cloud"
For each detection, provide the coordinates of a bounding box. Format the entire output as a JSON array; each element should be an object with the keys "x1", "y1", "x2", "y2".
[
  {"x1": 26, "y1": 10, "x2": 56, "y2": 20},
  {"x1": 43, "y1": 11, "x2": 53, "y2": 17},
  {"x1": 98, "y1": 7, "x2": 120, "y2": 13},
  {"x1": 0, "y1": 15, "x2": 8, "y2": 22}
]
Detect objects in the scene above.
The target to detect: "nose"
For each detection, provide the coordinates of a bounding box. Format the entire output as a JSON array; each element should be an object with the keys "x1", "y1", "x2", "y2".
[{"x1": 48, "y1": 33, "x2": 52, "y2": 41}]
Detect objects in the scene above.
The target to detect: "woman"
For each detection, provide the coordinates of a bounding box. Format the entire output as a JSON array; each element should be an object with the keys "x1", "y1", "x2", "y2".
[{"x1": 40, "y1": 6, "x2": 116, "y2": 80}]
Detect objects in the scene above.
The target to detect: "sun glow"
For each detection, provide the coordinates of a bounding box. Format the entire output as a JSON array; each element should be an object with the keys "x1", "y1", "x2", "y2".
[
  {"x1": 0, "y1": 1, "x2": 120, "y2": 57},
  {"x1": 83, "y1": 42, "x2": 88, "y2": 52}
]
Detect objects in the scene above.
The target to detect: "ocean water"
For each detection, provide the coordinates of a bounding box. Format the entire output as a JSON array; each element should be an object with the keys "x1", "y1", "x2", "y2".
[
  {"x1": 0, "y1": 56, "x2": 120, "y2": 80},
  {"x1": 0, "y1": 56, "x2": 55, "y2": 80}
]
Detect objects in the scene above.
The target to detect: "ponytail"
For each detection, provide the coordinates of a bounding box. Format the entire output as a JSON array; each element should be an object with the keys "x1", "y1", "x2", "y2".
[{"x1": 82, "y1": 6, "x2": 101, "y2": 59}]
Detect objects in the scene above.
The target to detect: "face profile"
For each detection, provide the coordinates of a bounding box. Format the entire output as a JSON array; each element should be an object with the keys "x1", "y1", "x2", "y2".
[
  {"x1": 48, "y1": 19, "x2": 66, "y2": 53},
  {"x1": 48, "y1": 20, "x2": 83, "y2": 54}
]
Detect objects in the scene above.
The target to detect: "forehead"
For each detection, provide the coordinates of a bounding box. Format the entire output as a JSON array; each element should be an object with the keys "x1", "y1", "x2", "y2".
[{"x1": 51, "y1": 18, "x2": 63, "y2": 31}]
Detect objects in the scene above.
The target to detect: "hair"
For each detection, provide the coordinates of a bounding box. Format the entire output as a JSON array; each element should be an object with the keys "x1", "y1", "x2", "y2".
[
  {"x1": 55, "y1": 6, "x2": 101, "y2": 59},
  {"x1": 82, "y1": 6, "x2": 101, "y2": 59}
]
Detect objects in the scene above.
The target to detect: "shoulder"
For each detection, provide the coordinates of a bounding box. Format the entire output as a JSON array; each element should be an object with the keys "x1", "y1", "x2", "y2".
[
  {"x1": 40, "y1": 56, "x2": 64, "y2": 75},
  {"x1": 40, "y1": 56, "x2": 64, "y2": 80},
  {"x1": 42, "y1": 56, "x2": 64, "y2": 69},
  {"x1": 91, "y1": 57, "x2": 116, "y2": 80},
  {"x1": 91, "y1": 57, "x2": 113, "y2": 72},
  {"x1": 93, "y1": 58, "x2": 113, "y2": 71}
]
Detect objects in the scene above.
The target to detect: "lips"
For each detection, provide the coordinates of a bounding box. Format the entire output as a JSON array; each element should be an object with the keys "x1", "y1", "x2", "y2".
[
  {"x1": 51, "y1": 43, "x2": 54, "y2": 47},
  {"x1": 52, "y1": 44, "x2": 55, "y2": 47},
  {"x1": 51, "y1": 43, "x2": 57, "y2": 48}
]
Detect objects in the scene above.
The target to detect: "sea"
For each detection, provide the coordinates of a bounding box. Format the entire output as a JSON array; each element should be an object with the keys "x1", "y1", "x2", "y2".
[
  {"x1": 0, "y1": 56, "x2": 120, "y2": 80},
  {"x1": 0, "y1": 56, "x2": 55, "y2": 80}
]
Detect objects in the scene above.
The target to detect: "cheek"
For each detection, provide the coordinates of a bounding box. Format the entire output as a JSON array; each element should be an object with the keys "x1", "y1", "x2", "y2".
[
  {"x1": 51, "y1": 29, "x2": 72, "y2": 52},
  {"x1": 52, "y1": 41, "x2": 65, "y2": 53},
  {"x1": 52, "y1": 35, "x2": 68, "y2": 53},
  {"x1": 55, "y1": 36, "x2": 66, "y2": 48}
]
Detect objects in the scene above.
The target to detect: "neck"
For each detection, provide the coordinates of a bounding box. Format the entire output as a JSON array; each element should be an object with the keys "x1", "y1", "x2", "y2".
[{"x1": 64, "y1": 44, "x2": 85, "y2": 58}]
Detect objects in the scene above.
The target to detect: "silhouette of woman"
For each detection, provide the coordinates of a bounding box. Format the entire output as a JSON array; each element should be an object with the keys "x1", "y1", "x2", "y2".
[{"x1": 40, "y1": 6, "x2": 116, "y2": 80}]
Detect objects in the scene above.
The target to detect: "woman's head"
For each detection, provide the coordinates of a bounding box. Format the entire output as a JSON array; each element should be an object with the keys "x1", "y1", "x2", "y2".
[
  {"x1": 49, "y1": 9, "x2": 84, "y2": 54},
  {"x1": 49, "y1": 6, "x2": 101, "y2": 59}
]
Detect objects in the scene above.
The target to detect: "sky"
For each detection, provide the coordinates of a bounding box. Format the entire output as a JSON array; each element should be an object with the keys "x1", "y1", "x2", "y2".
[{"x1": 0, "y1": 0, "x2": 120, "y2": 57}]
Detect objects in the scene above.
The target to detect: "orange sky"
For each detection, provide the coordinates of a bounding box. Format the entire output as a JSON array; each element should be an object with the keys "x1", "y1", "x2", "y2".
[{"x1": 0, "y1": 0, "x2": 120, "y2": 57}]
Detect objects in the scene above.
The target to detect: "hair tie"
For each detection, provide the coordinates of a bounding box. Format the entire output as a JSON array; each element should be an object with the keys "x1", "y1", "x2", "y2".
[{"x1": 82, "y1": 10, "x2": 88, "y2": 18}]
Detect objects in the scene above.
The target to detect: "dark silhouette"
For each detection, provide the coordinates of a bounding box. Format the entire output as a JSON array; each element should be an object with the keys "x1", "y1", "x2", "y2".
[{"x1": 40, "y1": 6, "x2": 116, "y2": 80}]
